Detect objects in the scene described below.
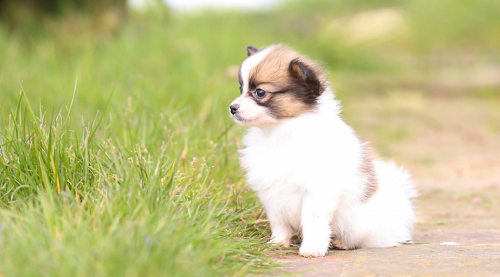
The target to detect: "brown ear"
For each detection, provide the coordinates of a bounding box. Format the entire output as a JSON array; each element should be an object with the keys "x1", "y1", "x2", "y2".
[
  {"x1": 289, "y1": 59, "x2": 323, "y2": 95},
  {"x1": 247, "y1": 45, "x2": 258, "y2": 56}
]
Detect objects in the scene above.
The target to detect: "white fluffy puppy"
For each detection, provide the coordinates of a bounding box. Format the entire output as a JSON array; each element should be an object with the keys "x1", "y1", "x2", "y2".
[{"x1": 229, "y1": 45, "x2": 417, "y2": 257}]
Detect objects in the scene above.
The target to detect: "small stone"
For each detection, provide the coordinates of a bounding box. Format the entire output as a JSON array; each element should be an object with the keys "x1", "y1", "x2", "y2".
[{"x1": 440, "y1": 242, "x2": 459, "y2": 245}]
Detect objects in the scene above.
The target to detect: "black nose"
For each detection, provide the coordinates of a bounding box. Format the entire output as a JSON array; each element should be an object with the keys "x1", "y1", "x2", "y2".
[{"x1": 230, "y1": 104, "x2": 239, "y2": 115}]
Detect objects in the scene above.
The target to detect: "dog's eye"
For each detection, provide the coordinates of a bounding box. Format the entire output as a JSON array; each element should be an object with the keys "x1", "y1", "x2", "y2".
[
  {"x1": 256, "y1": 88, "x2": 266, "y2": 98},
  {"x1": 239, "y1": 85, "x2": 242, "y2": 94}
]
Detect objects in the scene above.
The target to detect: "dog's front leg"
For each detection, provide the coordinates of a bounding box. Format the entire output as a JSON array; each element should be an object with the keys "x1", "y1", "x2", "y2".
[
  {"x1": 299, "y1": 192, "x2": 338, "y2": 257},
  {"x1": 265, "y1": 204, "x2": 293, "y2": 247}
]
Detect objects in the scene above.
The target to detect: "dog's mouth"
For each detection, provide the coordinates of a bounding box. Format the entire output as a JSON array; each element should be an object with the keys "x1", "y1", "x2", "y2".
[
  {"x1": 232, "y1": 112, "x2": 258, "y2": 125},
  {"x1": 232, "y1": 114, "x2": 246, "y2": 123}
]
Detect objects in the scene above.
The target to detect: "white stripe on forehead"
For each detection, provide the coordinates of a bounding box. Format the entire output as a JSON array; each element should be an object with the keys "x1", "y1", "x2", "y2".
[{"x1": 240, "y1": 46, "x2": 276, "y2": 92}]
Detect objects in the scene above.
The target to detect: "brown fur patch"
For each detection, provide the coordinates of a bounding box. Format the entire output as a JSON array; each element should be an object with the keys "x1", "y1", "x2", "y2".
[
  {"x1": 252, "y1": 47, "x2": 300, "y2": 87},
  {"x1": 267, "y1": 93, "x2": 310, "y2": 118},
  {"x1": 243, "y1": 46, "x2": 327, "y2": 119},
  {"x1": 251, "y1": 47, "x2": 326, "y2": 91},
  {"x1": 359, "y1": 144, "x2": 378, "y2": 202}
]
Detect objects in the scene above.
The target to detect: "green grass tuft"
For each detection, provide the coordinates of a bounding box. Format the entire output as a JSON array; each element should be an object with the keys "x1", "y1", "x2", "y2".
[{"x1": 0, "y1": 90, "x2": 274, "y2": 276}]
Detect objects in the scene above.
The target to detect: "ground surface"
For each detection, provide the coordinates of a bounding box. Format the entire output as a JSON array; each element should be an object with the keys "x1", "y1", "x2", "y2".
[{"x1": 268, "y1": 95, "x2": 500, "y2": 276}]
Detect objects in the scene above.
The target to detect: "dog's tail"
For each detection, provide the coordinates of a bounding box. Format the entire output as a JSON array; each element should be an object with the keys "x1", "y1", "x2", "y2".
[{"x1": 374, "y1": 160, "x2": 418, "y2": 201}]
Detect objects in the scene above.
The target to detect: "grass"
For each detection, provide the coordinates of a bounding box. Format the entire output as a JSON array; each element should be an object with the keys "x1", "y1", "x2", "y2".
[
  {"x1": 1, "y1": 0, "x2": 500, "y2": 276},
  {"x1": 0, "y1": 88, "x2": 275, "y2": 276}
]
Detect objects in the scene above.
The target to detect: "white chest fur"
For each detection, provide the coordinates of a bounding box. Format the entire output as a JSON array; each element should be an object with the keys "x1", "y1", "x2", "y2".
[{"x1": 239, "y1": 93, "x2": 363, "y2": 228}]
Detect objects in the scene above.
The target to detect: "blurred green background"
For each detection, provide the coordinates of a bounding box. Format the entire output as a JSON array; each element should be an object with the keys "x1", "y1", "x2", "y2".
[
  {"x1": 2, "y1": 0, "x2": 499, "y2": 170},
  {"x1": 1, "y1": 0, "x2": 500, "y2": 276}
]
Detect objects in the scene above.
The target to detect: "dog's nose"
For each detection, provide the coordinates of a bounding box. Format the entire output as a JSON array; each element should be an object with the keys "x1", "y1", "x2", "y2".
[{"x1": 230, "y1": 104, "x2": 239, "y2": 115}]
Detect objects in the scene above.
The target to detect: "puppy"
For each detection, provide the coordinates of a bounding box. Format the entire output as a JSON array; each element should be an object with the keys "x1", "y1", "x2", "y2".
[{"x1": 229, "y1": 45, "x2": 417, "y2": 257}]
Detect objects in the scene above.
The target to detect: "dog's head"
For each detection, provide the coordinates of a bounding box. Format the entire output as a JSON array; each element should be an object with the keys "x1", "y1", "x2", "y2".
[{"x1": 229, "y1": 45, "x2": 326, "y2": 127}]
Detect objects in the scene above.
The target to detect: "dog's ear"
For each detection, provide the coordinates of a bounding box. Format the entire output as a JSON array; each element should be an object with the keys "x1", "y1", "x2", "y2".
[
  {"x1": 289, "y1": 58, "x2": 323, "y2": 95},
  {"x1": 247, "y1": 45, "x2": 258, "y2": 56}
]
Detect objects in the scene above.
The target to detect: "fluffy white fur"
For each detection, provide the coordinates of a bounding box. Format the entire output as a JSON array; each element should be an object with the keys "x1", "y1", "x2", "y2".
[{"x1": 231, "y1": 46, "x2": 417, "y2": 257}]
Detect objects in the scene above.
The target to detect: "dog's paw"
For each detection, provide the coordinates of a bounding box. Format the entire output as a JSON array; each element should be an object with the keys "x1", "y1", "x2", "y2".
[
  {"x1": 299, "y1": 243, "x2": 328, "y2": 257},
  {"x1": 332, "y1": 239, "x2": 353, "y2": 250},
  {"x1": 268, "y1": 236, "x2": 291, "y2": 247}
]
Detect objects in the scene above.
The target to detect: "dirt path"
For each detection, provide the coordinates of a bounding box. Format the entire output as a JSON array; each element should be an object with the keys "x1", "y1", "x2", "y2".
[{"x1": 273, "y1": 244, "x2": 500, "y2": 276}]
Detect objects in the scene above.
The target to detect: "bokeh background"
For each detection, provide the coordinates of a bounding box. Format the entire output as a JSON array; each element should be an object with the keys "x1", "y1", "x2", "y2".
[
  {"x1": 0, "y1": 0, "x2": 500, "y2": 182},
  {"x1": 2, "y1": 0, "x2": 500, "y2": 184},
  {"x1": 1, "y1": 0, "x2": 500, "y2": 275}
]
